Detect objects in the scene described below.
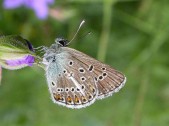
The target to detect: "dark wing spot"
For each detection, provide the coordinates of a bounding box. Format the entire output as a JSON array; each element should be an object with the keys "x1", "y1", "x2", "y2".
[
  {"x1": 99, "y1": 76, "x2": 103, "y2": 80},
  {"x1": 89, "y1": 95, "x2": 92, "y2": 100},
  {"x1": 94, "y1": 77, "x2": 98, "y2": 81},
  {"x1": 79, "y1": 68, "x2": 85, "y2": 73},
  {"x1": 52, "y1": 82, "x2": 55, "y2": 86},
  {"x1": 102, "y1": 67, "x2": 106, "y2": 71},
  {"x1": 103, "y1": 72, "x2": 107, "y2": 77},
  {"x1": 63, "y1": 70, "x2": 67, "y2": 73},
  {"x1": 65, "y1": 88, "x2": 69, "y2": 92},
  {"x1": 89, "y1": 65, "x2": 94, "y2": 71},
  {"x1": 76, "y1": 88, "x2": 80, "y2": 92},
  {"x1": 69, "y1": 61, "x2": 73, "y2": 66},
  {"x1": 92, "y1": 88, "x2": 96, "y2": 93},
  {"x1": 81, "y1": 77, "x2": 86, "y2": 81},
  {"x1": 71, "y1": 88, "x2": 75, "y2": 92},
  {"x1": 81, "y1": 85, "x2": 85, "y2": 89}
]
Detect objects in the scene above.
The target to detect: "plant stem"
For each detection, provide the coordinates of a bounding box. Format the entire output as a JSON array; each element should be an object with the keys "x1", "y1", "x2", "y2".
[{"x1": 97, "y1": 0, "x2": 116, "y2": 62}]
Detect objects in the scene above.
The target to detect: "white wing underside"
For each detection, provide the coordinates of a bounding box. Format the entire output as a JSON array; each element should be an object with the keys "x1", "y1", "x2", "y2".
[{"x1": 44, "y1": 47, "x2": 126, "y2": 109}]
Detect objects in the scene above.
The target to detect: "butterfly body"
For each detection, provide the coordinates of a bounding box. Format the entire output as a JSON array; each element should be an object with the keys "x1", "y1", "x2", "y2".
[{"x1": 42, "y1": 38, "x2": 126, "y2": 109}]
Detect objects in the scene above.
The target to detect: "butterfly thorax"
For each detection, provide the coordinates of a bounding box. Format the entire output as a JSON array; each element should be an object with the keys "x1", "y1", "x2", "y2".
[{"x1": 42, "y1": 38, "x2": 69, "y2": 66}]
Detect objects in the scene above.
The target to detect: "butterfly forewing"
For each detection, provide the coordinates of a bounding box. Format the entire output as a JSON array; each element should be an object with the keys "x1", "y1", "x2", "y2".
[
  {"x1": 63, "y1": 47, "x2": 126, "y2": 100},
  {"x1": 92, "y1": 64, "x2": 126, "y2": 99}
]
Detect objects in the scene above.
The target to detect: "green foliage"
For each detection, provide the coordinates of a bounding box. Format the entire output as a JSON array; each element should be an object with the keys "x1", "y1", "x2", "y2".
[{"x1": 0, "y1": 0, "x2": 169, "y2": 126}]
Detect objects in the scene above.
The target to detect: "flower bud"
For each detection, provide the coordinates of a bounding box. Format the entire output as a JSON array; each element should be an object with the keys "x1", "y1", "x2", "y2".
[{"x1": 0, "y1": 35, "x2": 36, "y2": 70}]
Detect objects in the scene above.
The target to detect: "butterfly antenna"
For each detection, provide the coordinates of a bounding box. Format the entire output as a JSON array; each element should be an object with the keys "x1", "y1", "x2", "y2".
[{"x1": 66, "y1": 20, "x2": 85, "y2": 45}]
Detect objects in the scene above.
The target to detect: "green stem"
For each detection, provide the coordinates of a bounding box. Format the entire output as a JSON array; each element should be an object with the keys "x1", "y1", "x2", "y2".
[
  {"x1": 133, "y1": 64, "x2": 150, "y2": 126},
  {"x1": 97, "y1": 0, "x2": 116, "y2": 62}
]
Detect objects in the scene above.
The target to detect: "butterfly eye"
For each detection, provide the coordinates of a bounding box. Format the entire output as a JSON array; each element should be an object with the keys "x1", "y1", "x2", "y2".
[{"x1": 56, "y1": 38, "x2": 69, "y2": 47}]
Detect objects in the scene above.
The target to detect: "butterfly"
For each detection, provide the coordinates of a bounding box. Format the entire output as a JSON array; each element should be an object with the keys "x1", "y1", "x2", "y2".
[{"x1": 41, "y1": 37, "x2": 126, "y2": 109}]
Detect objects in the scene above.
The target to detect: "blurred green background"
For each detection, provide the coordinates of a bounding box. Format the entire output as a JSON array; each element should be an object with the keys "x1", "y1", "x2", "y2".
[{"x1": 0, "y1": 0, "x2": 169, "y2": 126}]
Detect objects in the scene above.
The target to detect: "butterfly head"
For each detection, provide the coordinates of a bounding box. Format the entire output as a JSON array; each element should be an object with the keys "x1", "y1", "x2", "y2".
[{"x1": 55, "y1": 38, "x2": 69, "y2": 47}]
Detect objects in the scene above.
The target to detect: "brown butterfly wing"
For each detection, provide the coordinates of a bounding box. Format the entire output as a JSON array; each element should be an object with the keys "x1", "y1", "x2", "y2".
[{"x1": 64, "y1": 47, "x2": 126, "y2": 100}]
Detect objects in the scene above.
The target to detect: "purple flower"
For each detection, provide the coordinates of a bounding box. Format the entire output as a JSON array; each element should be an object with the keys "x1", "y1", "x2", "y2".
[
  {"x1": 3, "y1": 0, "x2": 54, "y2": 19},
  {"x1": 6, "y1": 55, "x2": 35, "y2": 67}
]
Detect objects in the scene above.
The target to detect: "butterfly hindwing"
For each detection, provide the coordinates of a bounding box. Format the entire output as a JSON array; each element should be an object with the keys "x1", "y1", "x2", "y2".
[{"x1": 45, "y1": 52, "x2": 98, "y2": 109}]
